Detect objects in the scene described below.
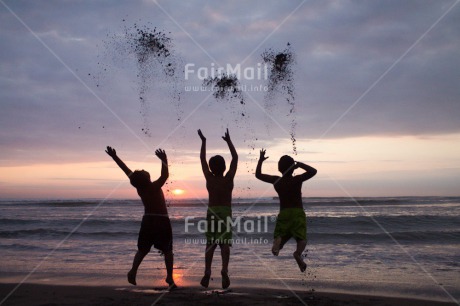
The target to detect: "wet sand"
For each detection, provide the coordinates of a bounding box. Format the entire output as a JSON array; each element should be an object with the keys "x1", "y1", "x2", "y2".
[{"x1": 0, "y1": 283, "x2": 457, "y2": 306}]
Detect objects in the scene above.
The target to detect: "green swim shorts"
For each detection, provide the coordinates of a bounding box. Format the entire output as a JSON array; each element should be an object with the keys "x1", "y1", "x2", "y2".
[
  {"x1": 205, "y1": 206, "x2": 232, "y2": 245},
  {"x1": 274, "y1": 208, "x2": 307, "y2": 241}
]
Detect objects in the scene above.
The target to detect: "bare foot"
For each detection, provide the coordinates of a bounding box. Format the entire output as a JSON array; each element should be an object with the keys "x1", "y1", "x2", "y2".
[
  {"x1": 293, "y1": 251, "x2": 307, "y2": 272},
  {"x1": 221, "y1": 270, "x2": 230, "y2": 289},
  {"x1": 272, "y1": 237, "x2": 282, "y2": 256},
  {"x1": 166, "y1": 276, "x2": 174, "y2": 285},
  {"x1": 127, "y1": 270, "x2": 137, "y2": 286},
  {"x1": 200, "y1": 273, "x2": 211, "y2": 288},
  {"x1": 166, "y1": 277, "x2": 177, "y2": 290}
]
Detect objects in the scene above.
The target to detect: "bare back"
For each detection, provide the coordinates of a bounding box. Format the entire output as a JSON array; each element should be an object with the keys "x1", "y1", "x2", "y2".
[
  {"x1": 206, "y1": 175, "x2": 234, "y2": 207},
  {"x1": 256, "y1": 153, "x2": 317, "y2": 211},
  {"x1": 136, "y1": 181, "x2": 168, "y2": 215},
  {"x1": 198, "y1": 129, "x2": 238, "y2": 208},
  {"x1": 274, "y1": 176, "x2": 304, "y2": 209}
]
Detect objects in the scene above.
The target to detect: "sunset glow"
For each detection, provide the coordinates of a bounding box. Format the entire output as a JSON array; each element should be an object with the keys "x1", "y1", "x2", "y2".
[{"x1": 172, "y1": 189, "x2": 185, "y2": 196}]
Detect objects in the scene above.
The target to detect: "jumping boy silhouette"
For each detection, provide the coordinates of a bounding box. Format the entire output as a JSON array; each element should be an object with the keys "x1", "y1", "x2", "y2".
[
  {"x1": 105, "y1": 146, "x2": 176, "y2": 288},
  {"x1": 197, "y1": 128, "x2": 238, "y2": 289},
  {"x1": 255, "y1": 149, "x2": 317, "y2": 272}
]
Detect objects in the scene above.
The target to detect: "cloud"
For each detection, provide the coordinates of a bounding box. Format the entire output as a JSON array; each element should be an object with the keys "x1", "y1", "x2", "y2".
[{"x1": 1, "y1": 0, "x2": 459, "y2": 168}]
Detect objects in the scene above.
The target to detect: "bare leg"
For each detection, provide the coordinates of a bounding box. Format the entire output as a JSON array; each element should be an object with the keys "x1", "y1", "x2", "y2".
[
  {"x1": 163, "y1": 250, "x2": 176, "y2": 288},
  {"x1": 272, "y1": 236, "x2": 290, "y2": 256},
  {"x1": 293, "y1": 239, "x2": 307, "y2": 272},
  {"x1": 220, "y1": 244, "x2": 230, "y2": 289},
  {"x1": 272, "y1": 237, "x2": 282, "y2": 256},
  {"x1": 279, "y1": 236, "x2": 290, "y2": 251},
  {"x1": 128, "y1": 250, "x2": 148, "y2": 285},
  {"x1": 201, "y1": 243, "x2": 217, "y2": 288}
]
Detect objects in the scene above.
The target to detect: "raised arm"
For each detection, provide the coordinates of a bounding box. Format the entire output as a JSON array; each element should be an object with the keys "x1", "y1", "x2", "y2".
[
  {"x1": 295, "y1": 161, "x2": 317, "y2": 182},
  {"x1": 105, "y1": 146, "x2": 132, "y2": 177},
  {"x1": 154, "y1": 149, "x2": 169, "y2": 187},
  {"x1": 255, "y1": 149, "x2": 278, "y2": 184},
  {"x1": 222, "y1": 128, "x2": 238, "y2": 179},
  {"x1": 198, "y1": 129, "x2": 212, "y2": 178}
]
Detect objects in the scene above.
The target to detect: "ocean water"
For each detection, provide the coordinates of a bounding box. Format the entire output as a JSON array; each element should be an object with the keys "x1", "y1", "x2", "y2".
[{"x1": 0, "y1": 197, "x2": 459, "y2": 302}]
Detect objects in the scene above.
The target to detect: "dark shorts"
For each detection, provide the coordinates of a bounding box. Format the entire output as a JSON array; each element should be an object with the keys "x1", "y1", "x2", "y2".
[{"x1": 138, "y1": 215, "x2": 173, "y2": 253}]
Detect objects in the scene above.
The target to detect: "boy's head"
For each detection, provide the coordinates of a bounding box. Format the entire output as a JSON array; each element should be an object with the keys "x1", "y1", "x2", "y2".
[
  {"x1": 278, "y1": 155, "x2": 295, "y2": 176},
  {"x1": 209, "y1": 155, "x2": 226, "y2": 176},
  {"x1": 130, "y1": 170, "x2": 151, "y2": 189}
]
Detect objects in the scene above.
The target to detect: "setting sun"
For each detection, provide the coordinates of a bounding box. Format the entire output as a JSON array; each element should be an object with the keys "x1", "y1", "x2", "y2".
[{"x1": 172, "y1": 189, "x2": 185, "y2": 196}]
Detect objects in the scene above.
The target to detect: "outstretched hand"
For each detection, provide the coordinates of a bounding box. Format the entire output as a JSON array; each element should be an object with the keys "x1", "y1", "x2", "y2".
[
  {"x1": 155, "y1": 149, "x2": 167, "y2": 162},
  {"x1": 197, "y1": 129, "x2": 206, "y2": 141},
  {"x1": 105, "y1": 146, "x2": 117, "y2": 157},
  {"x1": 259, "y1": 149, "x2": 269, "y2": 161},
  {"x1": 222, "y1": 128, "x2": 231, "y2": 143}
]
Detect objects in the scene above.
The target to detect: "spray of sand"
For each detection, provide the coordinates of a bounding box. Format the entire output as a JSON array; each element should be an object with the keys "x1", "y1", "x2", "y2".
[{"x1": 261, "y1": 43, "x2": 297, "y2": 155}]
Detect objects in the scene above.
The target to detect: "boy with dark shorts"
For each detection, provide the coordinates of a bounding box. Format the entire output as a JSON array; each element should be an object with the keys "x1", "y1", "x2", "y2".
[
  {"x1": 255, "y1": 149, "x2": 317, "y2": 272},
  {"x1": 197, "y1": 129, "x2": 238, "y2": 289},
  {"x1": 105, "y1": 146, "x2": 176, "y2": 288}
]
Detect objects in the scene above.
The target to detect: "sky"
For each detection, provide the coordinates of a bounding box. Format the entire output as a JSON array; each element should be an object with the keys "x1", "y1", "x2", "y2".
[{"x1": 0, "y1": 0, "x2": 459, "y2": 199}]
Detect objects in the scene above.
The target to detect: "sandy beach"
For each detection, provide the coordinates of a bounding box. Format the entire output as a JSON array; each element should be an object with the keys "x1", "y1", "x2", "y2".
[{"x1": 0, "y1": 283, "x2": 457, "y2": 306}]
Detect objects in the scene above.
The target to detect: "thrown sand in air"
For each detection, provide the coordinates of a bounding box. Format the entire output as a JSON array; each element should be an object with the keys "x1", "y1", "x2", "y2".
[
  {"x1": 262, "y1": 43, "x2": 297, "y2": 154},
  {"x1": 99, "y1": 21, "x2": 183, "y2": 136}
]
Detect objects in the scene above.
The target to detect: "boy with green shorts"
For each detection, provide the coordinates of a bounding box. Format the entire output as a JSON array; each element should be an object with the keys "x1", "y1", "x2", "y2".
[
  {"x1": 255, "y1": 149, "x2": 317, "y2": 272},
  {"x1": 198, "y1": 128, "x2": 238, "y2": 289}
]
